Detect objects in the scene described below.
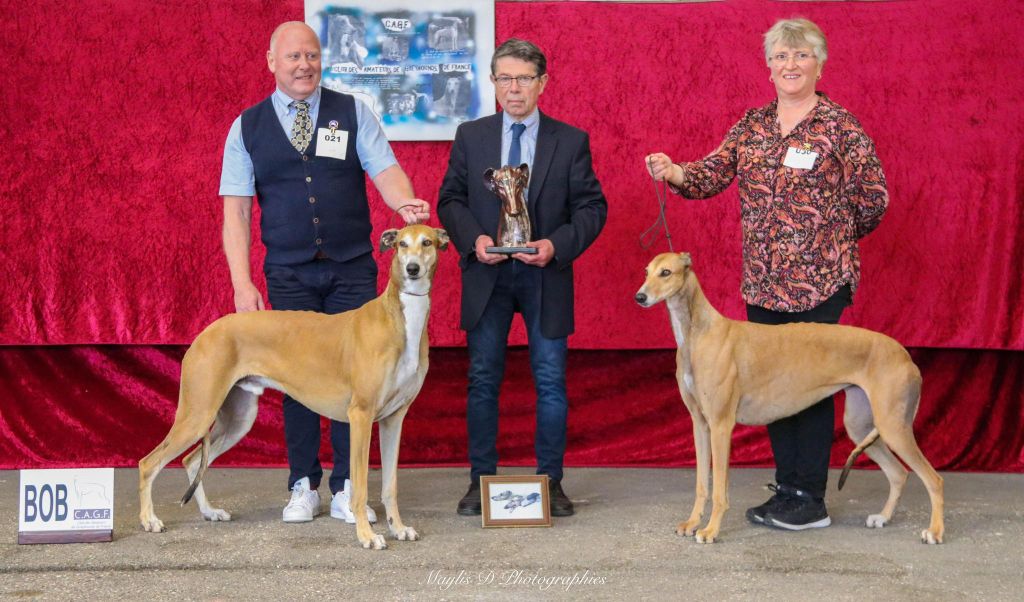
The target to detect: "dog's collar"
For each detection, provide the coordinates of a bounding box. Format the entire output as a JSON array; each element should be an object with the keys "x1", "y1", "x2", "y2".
[{"x1": 400, "y1": 290, "x2": 429, "y2": 297}]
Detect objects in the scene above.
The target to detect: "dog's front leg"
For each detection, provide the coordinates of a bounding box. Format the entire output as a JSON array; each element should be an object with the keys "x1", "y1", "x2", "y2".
[
  {"x1": 378, "y1": 407, "x2": 419, "y2": 541},
  {"x1": 696, "y1": 412, "x2": 736, "y2": 544},
  {"x1": 678, "y1": 409, "x2": 710, "y2": 537},
  {"x1": 348, "y1": 405, "x2": 386, "y2": 550}
]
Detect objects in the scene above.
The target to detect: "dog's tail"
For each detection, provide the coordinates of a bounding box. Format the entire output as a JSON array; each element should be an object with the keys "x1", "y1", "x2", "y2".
[
  {"x1": 838, "y1": 428, "x2": 880, "y2": 490},
  {"x1": 179, "y1": 433, "x2": 210, "y2": 506}
]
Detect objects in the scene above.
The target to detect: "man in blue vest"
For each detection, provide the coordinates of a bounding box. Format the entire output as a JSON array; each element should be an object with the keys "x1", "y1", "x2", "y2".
[{"x1": 219, "y1": 21, "x2": 430, "y2": 524}]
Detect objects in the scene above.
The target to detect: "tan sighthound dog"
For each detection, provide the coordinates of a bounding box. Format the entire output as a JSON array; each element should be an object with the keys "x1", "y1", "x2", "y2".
[
  {"x1": 138, "y1": 225, "x2": 448, "y2": 549},
  {"x1": 635, "y1": 253, "x2": 944, "y2": 544}
]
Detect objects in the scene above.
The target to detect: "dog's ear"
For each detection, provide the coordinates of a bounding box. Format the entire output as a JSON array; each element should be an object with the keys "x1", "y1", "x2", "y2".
[
  {"x1": 517, "y1": 163, "x2": 530, "y2": 184},
  {"x1": 434, "y1": 228, "x2": 450, "y2": 250},
  {"x1": 679, "y1": 252, "x2": 692, "y2": 268},
  {"x1": 379, "y1": 229, "x2": 400, "y2": 252},
  {"x1": 483, "y1": 168, "x2": 496, "y2": 192}
]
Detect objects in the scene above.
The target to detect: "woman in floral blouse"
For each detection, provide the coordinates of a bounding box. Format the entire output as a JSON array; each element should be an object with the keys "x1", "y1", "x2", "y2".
[{"x1": 646, "y1": 18, "x2": 888, "y2": 531}]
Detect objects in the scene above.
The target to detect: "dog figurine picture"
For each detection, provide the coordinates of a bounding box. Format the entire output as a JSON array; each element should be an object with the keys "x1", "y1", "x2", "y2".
[
  {"x1": 483, "y1": 164, "x2": 531, "y2": 249},
  {"x1": 138, "y1": 225, "x2": 449, "y2": 550},
  {"x1": 635, "y1": 252, "x2": 944, "y2": 544}
]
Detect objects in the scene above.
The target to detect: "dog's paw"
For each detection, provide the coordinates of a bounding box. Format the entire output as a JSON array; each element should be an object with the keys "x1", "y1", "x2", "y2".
[
  {"x1": 866, "y1": 514, "x2": 887, "y2": 528},
  {"x1": 360, "y1": 533, "x2": 388, "y2": 550},
  {"x1": 675, "y1": 520, "x2": 699, "y2": 537},
  {"x1": 920, "y1": 528, "x2": 942, "y2": 545},
  {"x1": 391, "y1": 525, "x2": 419, "y2": 541},
  {"x1": 201, "y1": 508, "x2": 232, "y2": 522},
  {"x1": 141, "y1": 516, "x2": 165, "y2": 533},
  {"x1": 695, "y1": 528, "x2": 717, "y2": 544}
]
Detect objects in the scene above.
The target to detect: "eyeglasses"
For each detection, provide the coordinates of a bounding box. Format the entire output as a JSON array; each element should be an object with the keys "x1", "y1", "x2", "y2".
[
  {"x1": 770, "y1": 51, "x2": 816, "y2": 64},
  {"x1": 494, "y1": 75, "x2": 540, "y2": 88}
]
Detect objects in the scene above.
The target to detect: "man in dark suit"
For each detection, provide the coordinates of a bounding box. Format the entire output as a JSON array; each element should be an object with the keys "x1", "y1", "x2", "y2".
[{"x1": 437, "y1": 39, "x2": 607, "y2": 517}]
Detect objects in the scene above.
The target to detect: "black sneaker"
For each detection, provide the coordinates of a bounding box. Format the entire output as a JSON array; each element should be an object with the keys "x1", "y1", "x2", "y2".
[
  {"x1": 745, "y1": 483, "x2": 787, "y2": 525},
  {"x1": 456, "y1": 481, "x2": 482, "y2": 516},
  {"x1": 763, "y1": 486, "x2": 831, "y2": 530},
  {"x1": 548, "y1": 479, "x2": 575, "y2": 517}
]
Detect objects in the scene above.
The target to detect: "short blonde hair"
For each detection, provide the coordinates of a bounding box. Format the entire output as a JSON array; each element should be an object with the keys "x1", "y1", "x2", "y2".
[{"x1": 763, "y1": 18, "x2": 828, "y2": 65}]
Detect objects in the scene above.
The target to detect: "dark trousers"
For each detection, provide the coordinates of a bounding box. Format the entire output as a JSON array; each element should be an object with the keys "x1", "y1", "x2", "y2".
[
  {"x1": 745, "y1": 285, "x2": 852, "y2": 499},
  {"x1": 264, "y1": 253, "x2": 377, "y2": 494},
  {"x1": 466, "y1": 260, "x2": 569, "y2": 483}
]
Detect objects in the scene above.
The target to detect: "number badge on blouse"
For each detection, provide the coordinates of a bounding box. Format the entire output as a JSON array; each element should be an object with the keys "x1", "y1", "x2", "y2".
[{"x1": 783, "y1": 145, "x2": 818, "y2": 170}]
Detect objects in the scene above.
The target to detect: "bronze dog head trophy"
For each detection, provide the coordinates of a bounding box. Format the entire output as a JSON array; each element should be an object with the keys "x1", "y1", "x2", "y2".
[{"x1": 483, "y1": 164, "x2": 534, "y2": 253}]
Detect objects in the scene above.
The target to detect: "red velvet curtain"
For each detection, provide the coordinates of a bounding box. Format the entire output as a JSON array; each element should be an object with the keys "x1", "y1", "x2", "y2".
[
  {"x1": 1, "y1": 347, "x2": 1021, "y2": 471},
  {"x1": 1, "y1": 0, "x2": 1021, "y2": 349}
]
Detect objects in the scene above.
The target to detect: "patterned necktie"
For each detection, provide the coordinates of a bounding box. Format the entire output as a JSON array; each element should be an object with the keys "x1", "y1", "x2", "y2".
[
  {"x1": 507, "y1": 122, "x2": 526, "y2": 167},
  {"x1": 290, "y1": 100, "x2": 312, "y2": 153}
]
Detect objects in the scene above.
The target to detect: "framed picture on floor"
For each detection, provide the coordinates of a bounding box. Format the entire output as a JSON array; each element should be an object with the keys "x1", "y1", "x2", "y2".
[{"x1": 480, "y1": 475, "x2": 551, "y2": 528}]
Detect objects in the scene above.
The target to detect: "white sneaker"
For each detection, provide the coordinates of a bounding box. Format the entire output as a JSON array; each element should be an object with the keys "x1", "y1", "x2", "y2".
[
  {"x1": 282, "y1": 477, "x2": 320, "y2": 523},
  {"x1": 331, "y1": 479, "x2": 378, "y2": 524}
]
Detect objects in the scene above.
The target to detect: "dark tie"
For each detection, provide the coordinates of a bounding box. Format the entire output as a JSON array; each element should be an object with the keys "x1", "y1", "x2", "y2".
[
  {"x1": 290, "y1": 100, "x2": 312, "y2": 153},
  {"x1": 507, "y1": 122, "x2": 526, "y2": 167}
]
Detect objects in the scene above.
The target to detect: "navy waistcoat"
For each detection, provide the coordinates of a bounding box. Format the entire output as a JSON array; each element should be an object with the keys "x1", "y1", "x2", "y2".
[{"x1": 241, "y1": 88, "x2": 369, "y2": 265}]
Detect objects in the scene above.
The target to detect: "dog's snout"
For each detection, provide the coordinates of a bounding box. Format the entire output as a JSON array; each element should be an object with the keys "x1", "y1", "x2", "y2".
[
  {"x1": 635, "y1": 292, "x2": 647, "y2": 305},
  {"x1": 406, "y1": 263, "x2": 421, "y2": 277}
]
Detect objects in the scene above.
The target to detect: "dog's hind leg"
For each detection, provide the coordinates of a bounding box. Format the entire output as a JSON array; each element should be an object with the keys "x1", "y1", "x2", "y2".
[
  {"x1": 871, "y1": 377, "x2": 944, "y2": 544},
  {"x1": 842, "y1": 385, "x2": 908, "y2": 528},
  {"x1": 181, "y1": 385, "x2": 259, "y2": 522},
  {"x1": 349, "y1": 403, "x2": 386, "y2": 550},
  {"x1": 138, "y1": 401, "x2": 220, "y2": 532},
  {"x1": 378, "y1": 406, "x2": 418, "y2": 541}
]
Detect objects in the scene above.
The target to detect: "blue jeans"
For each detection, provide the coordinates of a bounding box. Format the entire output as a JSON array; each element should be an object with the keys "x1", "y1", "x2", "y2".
[
  {"x1": 466, "y1": 260, "x2": 569, "y2": 482},
  {"x1": 264, "y1": 253, "x2": 376, "y2": 494}
]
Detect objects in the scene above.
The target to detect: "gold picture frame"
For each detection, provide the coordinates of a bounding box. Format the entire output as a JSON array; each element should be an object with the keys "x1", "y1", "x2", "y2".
[{"x1": 480, "y1": 475, "x2": 552, "y2": 528}]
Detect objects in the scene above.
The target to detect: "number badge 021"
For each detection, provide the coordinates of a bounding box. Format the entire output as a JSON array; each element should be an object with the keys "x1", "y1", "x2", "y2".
[{"x1": 317, "y1": 120, "x2": 348, "y2": 160}]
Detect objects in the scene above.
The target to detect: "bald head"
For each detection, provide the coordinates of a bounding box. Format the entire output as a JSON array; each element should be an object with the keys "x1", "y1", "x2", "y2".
[
  {"x1": 267, "y1": 21, "x2": 322, "y2": 100},
  {"x1": 270, "y1": 21, "x2": 319, "y2": 53}
]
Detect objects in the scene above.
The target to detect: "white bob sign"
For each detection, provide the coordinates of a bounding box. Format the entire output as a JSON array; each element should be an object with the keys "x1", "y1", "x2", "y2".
[{"x1": 18, "y1": 468, "x2": 114, "y2": 544}]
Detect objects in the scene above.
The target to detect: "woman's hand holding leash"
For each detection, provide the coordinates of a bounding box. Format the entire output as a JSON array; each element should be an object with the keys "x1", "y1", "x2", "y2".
[
  {"x1": 641, "y1": 152, "x2": 677, "y2": 252},
  {"x1": 646, "y1": 153, "x2": 682, "y2": 185}
]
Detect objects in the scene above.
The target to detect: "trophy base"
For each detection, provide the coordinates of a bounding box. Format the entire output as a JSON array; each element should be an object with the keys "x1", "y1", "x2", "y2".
[{"x1": 486, "y1": 246, "x2": 538, "y2": 255}]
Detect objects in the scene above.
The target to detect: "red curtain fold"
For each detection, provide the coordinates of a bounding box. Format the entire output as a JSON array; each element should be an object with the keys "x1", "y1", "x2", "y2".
[
  {"x1": 1, "y1": 347, "x2": 1021, "y2": 472},
  {"x1": 1, "y1": 0, "x2": 1022, "y2": 349}
]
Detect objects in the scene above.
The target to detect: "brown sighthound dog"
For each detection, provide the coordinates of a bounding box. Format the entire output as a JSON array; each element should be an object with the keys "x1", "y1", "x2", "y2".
[
  {"x1": 138, "y1": 225, "x2": 448, "y2": 549},
  {"x1": 634, "y1": 252, "x2": 944, "y2": 544}
]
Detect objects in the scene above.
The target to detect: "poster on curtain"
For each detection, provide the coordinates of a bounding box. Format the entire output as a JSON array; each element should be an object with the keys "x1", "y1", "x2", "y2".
[{"x1": 306, "y1": 0, "x2": 496, "y2": 141}]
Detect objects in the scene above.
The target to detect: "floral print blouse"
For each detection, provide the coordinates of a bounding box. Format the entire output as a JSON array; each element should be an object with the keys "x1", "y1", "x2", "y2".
[{"x1": 670, "y1": 93, "x2": 888, "y2": 312}]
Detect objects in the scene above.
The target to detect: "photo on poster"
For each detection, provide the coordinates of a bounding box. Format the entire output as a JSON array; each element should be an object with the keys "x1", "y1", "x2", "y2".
[{"x1": 306, "y1": 0, "x2": 496, "y2": 141}]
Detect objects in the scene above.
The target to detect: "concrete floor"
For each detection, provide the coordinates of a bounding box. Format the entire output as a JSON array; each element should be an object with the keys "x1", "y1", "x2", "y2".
[{"x1": 1, "y1": 467, "x2": 1022, "y2": 601}]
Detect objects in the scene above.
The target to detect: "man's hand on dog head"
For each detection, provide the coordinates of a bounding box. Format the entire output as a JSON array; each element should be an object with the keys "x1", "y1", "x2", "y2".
[{"x1": 398, "y1": 199, "x2": 432, "y2": 225}]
